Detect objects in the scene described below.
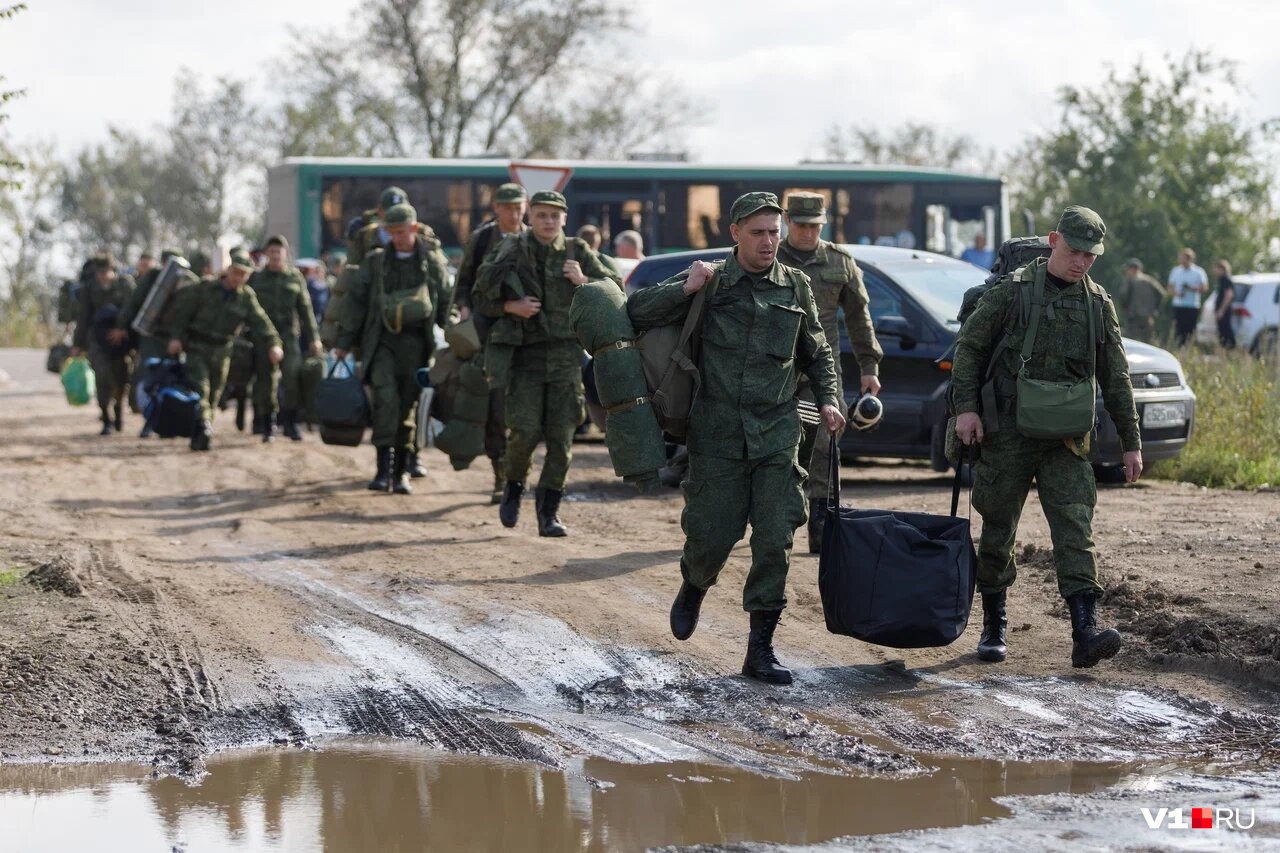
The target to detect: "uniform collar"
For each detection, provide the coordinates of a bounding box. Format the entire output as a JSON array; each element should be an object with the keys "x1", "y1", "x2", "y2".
[
  {"x1": 780, "y1": 238, "x2": 827, "y2": 266},
  {"x1": 528, "y1": 231, "x2": 565, "y2": 252},
  {"x1": 725, "y1": 248, "x2": 789, "y2": 287}
]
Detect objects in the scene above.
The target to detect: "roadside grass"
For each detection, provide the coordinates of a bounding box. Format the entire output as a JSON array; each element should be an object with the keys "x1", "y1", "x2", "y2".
[
  {"x1": 1150, "y1": 348, "x2": 1280, "y2": 489},
  {"x1": 0, "y1": 313, "x2": 56, "y2": 349}
]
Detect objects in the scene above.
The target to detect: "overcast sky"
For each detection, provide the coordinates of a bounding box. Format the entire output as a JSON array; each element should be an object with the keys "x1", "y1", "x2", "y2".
[{"x1": 4, "y1": 0, "x2": 1279, "y2": 167}]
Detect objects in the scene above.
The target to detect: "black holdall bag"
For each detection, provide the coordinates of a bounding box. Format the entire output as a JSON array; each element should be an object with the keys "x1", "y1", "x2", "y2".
[
  {"x1": 818, "y1": 435, "x2": 977, "y2": 649},
  {"x1": 315, "y1": 356, "x2": 370, "y2": 446}
]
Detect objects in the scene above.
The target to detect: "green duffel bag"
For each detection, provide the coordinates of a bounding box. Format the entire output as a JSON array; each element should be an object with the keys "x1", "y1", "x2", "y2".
[
  {"x1": 444, "y1": 318, "x2": 482, "y2": 361},
  {"x1": 434, "y1": 419, "x2": 485, "y2": 461},
  {"x1": 61, "y1": 356, "x2": 96, "y2": 406}
]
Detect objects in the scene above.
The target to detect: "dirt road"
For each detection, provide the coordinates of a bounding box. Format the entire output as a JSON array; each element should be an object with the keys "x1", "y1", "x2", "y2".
[{"x1": 2, "y1": 347, "x2": 1279, "y2": 845}]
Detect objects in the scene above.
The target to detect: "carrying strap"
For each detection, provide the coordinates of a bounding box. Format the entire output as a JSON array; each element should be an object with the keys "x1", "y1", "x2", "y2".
[
  {"x1": 1018, "y1": 265, "x2": 1097, "y2": 375},
  {"x1": 826, "y1": 433, "x2": 970, "y2": 520},
  {"x1": 949, "y1": 444, "x2": 970, "y2": 519},
  {"x1": 327, "y1": 356, "x2": 355, "y2": 379}
]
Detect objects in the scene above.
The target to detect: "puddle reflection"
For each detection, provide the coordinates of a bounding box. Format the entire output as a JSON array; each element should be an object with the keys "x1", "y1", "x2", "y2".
[{"x1": 0, "y1": 739, "x2": 1131, "y2": 852}]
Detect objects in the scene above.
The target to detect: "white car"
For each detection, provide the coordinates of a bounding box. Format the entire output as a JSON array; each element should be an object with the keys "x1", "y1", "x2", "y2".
[{"x1": 1195, "y1": 273, "x2": 1280, "y2": 353}]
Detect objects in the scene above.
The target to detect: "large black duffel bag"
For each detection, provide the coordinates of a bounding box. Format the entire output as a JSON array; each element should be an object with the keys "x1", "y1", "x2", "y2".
[
  {"x1": 314, "y1": 356, "x2": 369, "y2": 437},
  {"x1": 818, "y1": 436, "x2": 976, "y2": 649}
]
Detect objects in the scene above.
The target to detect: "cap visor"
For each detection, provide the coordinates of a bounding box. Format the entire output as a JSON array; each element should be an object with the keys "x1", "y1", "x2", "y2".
[
  {"x1": 788, "y1": 214, "x2": 827, "y2": 224},
  {"x1": 1065, "y1": 235, "x2": 1104, "y2": 255},
  {"x1": 736, "y1": 203, "x2": 783, "y2": 222}
]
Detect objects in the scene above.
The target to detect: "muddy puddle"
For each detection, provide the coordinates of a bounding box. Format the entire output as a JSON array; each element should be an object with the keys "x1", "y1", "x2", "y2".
[{"x1": 0, "y1": 738, "x2": 1138, "y2": 852}]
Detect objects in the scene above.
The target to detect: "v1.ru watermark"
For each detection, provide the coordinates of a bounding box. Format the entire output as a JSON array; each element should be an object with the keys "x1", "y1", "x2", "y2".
[{"x1": 1142, "y1": 807, "x2": 1256, "y2": 830}]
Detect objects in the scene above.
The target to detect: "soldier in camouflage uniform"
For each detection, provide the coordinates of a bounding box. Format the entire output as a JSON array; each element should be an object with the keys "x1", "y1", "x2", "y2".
[
  {"x1": 169, "y1": 249, "x2": 283, "y2": 451},
  {"x1": 474, "y1": 190, "x2": 622, "y2": 536},
  {"x1": 952, "y1": 206, "x2": 1142, "y2": 669},
  {"x1": 776, "y1": 192, "x2": 884, "y2": 554},
  {"x1": 334, "y1": 203, "x2": 453, "y2": 494},
  {"x1": 114, "y1": 248, "x2": 188, "y2": 428},
  {"x1": 630, "y1": 192, "x2": 844, "y2": 686},
  {"x1": 1112, "y1": 259, "x2": 1166, "y2": 344},
  {"x1": 71, "y1": 254, "x2": 136, "y2": 435},
  {"x1": 248, "y1": 235, "x2": 323, "y2": 442},
  {"x1": 454, "y1": 182, "x2": 528, "y2": 504}
]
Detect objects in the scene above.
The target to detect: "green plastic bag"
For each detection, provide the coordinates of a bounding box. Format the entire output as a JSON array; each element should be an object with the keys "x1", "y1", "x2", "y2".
[{"x1": 61, "y1": 356, "x2": 96, "y2": 406}]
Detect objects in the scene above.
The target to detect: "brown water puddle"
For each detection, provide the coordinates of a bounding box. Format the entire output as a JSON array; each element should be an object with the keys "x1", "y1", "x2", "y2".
[{"x1": 0, "y1": 738, "x2": 1133, "y2": 852}]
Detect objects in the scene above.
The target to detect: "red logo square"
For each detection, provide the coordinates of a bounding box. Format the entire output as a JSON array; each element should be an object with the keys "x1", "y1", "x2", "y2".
[{"x1": 1192, "y1": 808, "x2": 1214, "y2": 829}]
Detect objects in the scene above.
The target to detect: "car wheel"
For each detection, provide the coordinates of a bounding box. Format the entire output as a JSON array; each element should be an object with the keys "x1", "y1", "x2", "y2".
[
  {"x1": 1092, "y1": 464, "x2": 1127, "y2": 484},
  {"x1": 1251, "y1": 327, "x2": 1278, "y2": 358}
]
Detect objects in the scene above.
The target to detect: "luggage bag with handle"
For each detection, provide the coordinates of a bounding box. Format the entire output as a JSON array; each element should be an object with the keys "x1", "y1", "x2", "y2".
[{"x1": 818, "y1": 435, "x2": 977, "y2": 648}]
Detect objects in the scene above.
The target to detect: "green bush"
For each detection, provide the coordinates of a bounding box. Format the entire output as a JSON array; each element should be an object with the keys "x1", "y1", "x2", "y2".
[{"x1": 1150, "y1": 348, "x2": 1280, "y2": 489}]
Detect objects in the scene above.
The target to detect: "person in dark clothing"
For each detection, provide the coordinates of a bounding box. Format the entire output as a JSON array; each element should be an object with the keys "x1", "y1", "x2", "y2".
[{"x1": 1213, "y1": 260, "x2": 1236, "y2": 349}]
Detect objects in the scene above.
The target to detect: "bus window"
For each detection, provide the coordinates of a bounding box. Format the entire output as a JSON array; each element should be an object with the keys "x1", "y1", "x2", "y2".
[
  {"x1": 842, "y1": 184, "x2": 913, "y2": 248},
  {"x1": 686, "y1": 185, "x2": 722, "y2": 249}
]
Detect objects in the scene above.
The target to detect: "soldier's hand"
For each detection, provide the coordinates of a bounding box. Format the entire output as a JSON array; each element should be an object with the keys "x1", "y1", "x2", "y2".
[
  {"x1": 955, "y1": 411, "x2": 984, "y2": 446},
  {"x1": 268, "y1": 346, "x2": 284, "y2": 365},
  {"x1": 563, "y1": 260, "x2": 588, "y2": 286},
  {"x1": 505, "y1": 296, "x2": 542, "y2": 319},
  {"x1": 167, "y1": 339, "x2": 183, "y2": 356},
  {"x1": 309, "y1": 340, "x2": 323, "y2": 357},
  {"x1": 1123, "y1": 450, "x2": 1143, "y2": 483},
  {"x1": 683, "y1": 261, "x2": 716, "y2": 296},
  {"x1": 457, "y1": 305, "x2": 471, "y2": 321},
  {"x1": 106, "y1": 328, "x2": 128, "y2": 346},
  {"x1": 820, "y1": 404, "x2": 846, "y2": 434},
  {"x1": 860, "y1": 374, "x2": 881, "y2": 395}
]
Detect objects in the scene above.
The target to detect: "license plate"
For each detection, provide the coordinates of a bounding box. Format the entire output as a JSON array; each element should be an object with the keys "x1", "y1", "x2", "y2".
[{"x1": 1143, "y1": 401, "x2": 1187, "y2": 428}]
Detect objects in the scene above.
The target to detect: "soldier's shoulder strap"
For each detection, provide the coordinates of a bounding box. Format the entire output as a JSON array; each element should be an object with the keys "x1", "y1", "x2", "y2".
[{"x1": 825, "y1": 241, "x2": 854, "y2": 260}]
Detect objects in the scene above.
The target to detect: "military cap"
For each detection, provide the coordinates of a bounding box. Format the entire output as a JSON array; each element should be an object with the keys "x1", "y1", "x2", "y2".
[
  {"x1": 529, "y1": 190, "x2": 568, "y2": 211},
  {"x1": 1124, "y1": 258, "x2": 1143, "y2": 270},
  {"x1": 89, "y1": 252, "x2": 116, "y2": 272},
  {"x1": 785, "y1": 192, "x2": 827, "y2": 224},
  {"x1": 380, "y1": 186, "x2": 409, "y2": 210},
  {"x1": 495, "y1": 182, "x2": 528, "y2": 204},
  {"x1": 1056, "y1": 205, "x2": 1106, "y2": 255},
  {"x1": 138, "y1": 250, "x2": 155, "y2": 260},
  {"x1": 384, "y1": 202, "x2": 417, "y2": 226},
  {"x1": 188, "y1": 249, "x2": 210, "y2": 274},
  {"x1": 325, "y1": 248, "x2": 347, "y2": 262},
  {"x1": 228, "y1": 249, "x2": 255, "y2": 271},
  {"x1": 730, "y1": 191, "x2": 783, "y2": 224},
  {"x1": 264, "y1": 234, "x2": 289, "y2": 250}
]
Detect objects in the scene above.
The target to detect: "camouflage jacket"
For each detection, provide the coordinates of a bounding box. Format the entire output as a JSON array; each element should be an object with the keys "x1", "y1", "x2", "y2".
[
  {"x1": 248, "y1": 265, "x2": 320, "y2": 343},
  {"x1": 454, "y1": 221, "x2": 527, "y2": 311},
  {"x1": 73, "y1": 275, "x2": 135, "y2": 350},
  {"x1": 169, "y1": 277, "x2": 281, "y2": 351},
  {"x1": 1112, "y1": 271, "x2": 1165, "y2": 329},
  {"x1": 628, "y1": 249, "x2": 838, "y2": 460},
  {"x1": 776, "y1": 239, "x2": 882, "y2": 379},
  {"x1": 952, "y1": 258, "x2": 1139, "y2": 452}
]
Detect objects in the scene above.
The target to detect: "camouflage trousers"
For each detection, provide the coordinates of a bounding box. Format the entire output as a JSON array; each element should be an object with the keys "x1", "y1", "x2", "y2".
[
  {"x1": 88, "y1": 343, "x2": 129, "y2": 409},
  {"x1": 185, "y1": 342, "x2": 233, "y2": 423},
  {"x1": 971, "y1": 430, "x2": 1102, "y2": 599},
  {"x1": 680, "y1": 448, "x2": 808, "y2": 612},
  {"x1": 368, "y1": 330, "x2": 431, "y2": 451},
  {"x1": 253, "y1": 337, "x2": 303, "y2": 415},
  {"x1": 503, "y1": 341, "x2": 584, "y2": 491}
]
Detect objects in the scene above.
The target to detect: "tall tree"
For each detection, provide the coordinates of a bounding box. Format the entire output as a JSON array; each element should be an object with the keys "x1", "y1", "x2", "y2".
[
  {"x1": 819, "y1": 122, "x2": 995, "y2": 173},
  {"x1": 275, "y1": 0, "x2": 702, "y2": 160},
  {"x1": 0, "y1": 146, "x2": 61, "y2": 343},
  {"x1": 60, "y1": 128, "x2": 170, "y2": 261},
  {"x1": 1008, "y1": 50, "x2": 1280, "y2": 282},
  {"x1": 0, "y1": 3, "x2": 28, "y2": 189}
]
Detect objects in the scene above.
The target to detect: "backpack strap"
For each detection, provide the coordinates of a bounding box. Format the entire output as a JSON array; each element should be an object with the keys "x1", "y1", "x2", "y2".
[{"x1": 1018, "y1": 264, "x2": 1048, "y2": 366}]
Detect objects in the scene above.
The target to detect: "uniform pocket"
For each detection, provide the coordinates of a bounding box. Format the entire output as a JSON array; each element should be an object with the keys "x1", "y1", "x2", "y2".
[{"x1": 762, "y1": 303, "x2": 805, "y2": 359}]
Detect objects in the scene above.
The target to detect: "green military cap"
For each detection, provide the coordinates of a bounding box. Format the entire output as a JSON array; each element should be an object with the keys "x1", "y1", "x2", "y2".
[
  {"x1": 384, "y1": 202, "x2": 417, "y2": 226},
  {"x1": 188, "y1": 249, "x2": 210, "y2": 273},
  {"x1": 264, "y1": 234, "x2": 289, "y2": 250},
  {"x1": 380, "y1": 186, "x2": 409, "y2": 210},
  {"x1": 785, "y1": 191, "x2": 827, "y2": 224},
  {"x1": 228, "y1": 249, "x2": 255, "y2": 271},
  {"x1": 529, "y1": 190, "x2": 568, "y2": 210},
  {"x1": 495, "y1": 182, "x2": 528, "y2": 204},
  {"x1": 730, "y1": 191, "x2": 783, "y2": 224},
  {"x1": 1124, "y1": 257, "x2": 1143, "y2": 270},
  {"x1": 1056, "y1": 205, "x2": 1106, "y2": 255}
]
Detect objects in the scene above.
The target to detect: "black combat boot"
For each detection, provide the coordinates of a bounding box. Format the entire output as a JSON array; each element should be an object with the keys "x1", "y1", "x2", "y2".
[
  {"x1": 99, "y1": 406, "x2": 113, "y2": 436},
  {"x1": 112, "y1": 400, "x2": 124, "y2": 432},
  {"x1": 391, "y1": 449, "x2": 413, "y2": 495},
  {"x1": 534, "y1": 487, "x2": 568, "y2": 537},
  {"x1": 261, "y1": 412, "x2": 277, "y2": 443},
  {"x1": 976, "y1": 591, "x2": 1008, "y2": 662},
  {"x1": 251, "y1": 412, "x2": 265, "y2": 435},
  {"x1": 807, "y1": 498, "x2": 825, "y2": 555},
  {"x1": 1067, "y1": 592, "x2": 1122, "y2": 668},
  {"x1": 499, "y1": 481, "x2": 524, "y2": 528},
  {"x1": 190, "y1": 421, "x2": 212, "y2": 452},
  {"x1": 235, "y1": 399, "x2": 247, "y2": 432},
  {"x1": 489, "y1": 458, "x2": 504, "y2": 505},
  {"x1": 407, "y1": 450, "x2": 427, "y2": 479},
  {"x1": 669, "y1": 580, "x2": 707, "y2": 640},
  {"x1": 367, "y1": 447, "x2": 392, "y2": 492},
  {"x1": 742, "y1": 610, "x2": 793, "y2": 685},
  {"x1": 281, "y1": 410, "x2": 303, "y2": 442}
]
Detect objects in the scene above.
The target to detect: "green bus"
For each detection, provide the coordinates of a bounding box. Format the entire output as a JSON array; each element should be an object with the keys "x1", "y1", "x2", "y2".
[{"x1": 266, "y1": 157, "x2": 1008, "y2": 262}]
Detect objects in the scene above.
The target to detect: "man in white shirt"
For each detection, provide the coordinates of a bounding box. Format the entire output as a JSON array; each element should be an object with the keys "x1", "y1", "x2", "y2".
[{"x1": 1167, "y1": 247, "x2": 1207, "y2": 347}]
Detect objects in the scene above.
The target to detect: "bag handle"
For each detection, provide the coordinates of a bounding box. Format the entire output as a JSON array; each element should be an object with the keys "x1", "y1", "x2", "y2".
[
  {"x1": 327, "y1": 355, "x2": 355, "y2": 379},
  {"x1": 826, "y1": 432, "x2": 841, "y2": 515},
  {"x1": 950, "y1": 444, "x2": 970, "y2": 518}
]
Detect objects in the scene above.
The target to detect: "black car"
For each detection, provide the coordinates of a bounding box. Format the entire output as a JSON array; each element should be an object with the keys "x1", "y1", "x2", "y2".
[{"x1": 625, "y1": 245, "x2": 1196, "y2": 474}]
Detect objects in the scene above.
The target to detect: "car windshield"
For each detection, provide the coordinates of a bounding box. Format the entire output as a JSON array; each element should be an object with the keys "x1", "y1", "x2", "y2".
[{"x1": 876, "y1": 259, "x2": 988, "y2": 328}]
